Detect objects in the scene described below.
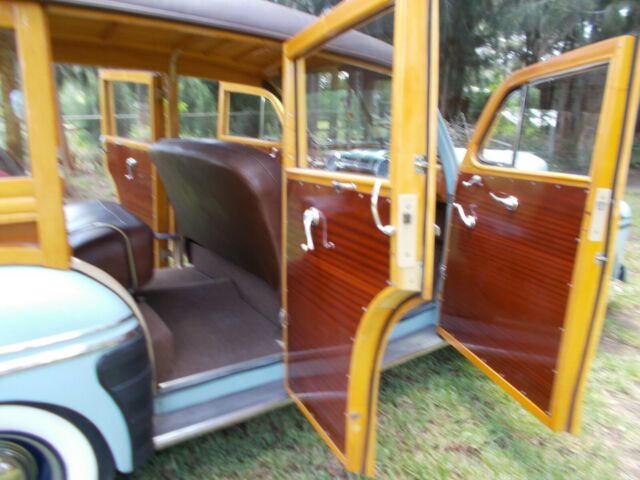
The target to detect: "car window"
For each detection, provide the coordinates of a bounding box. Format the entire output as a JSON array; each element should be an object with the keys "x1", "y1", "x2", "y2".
[
  {"x1": 179, "y1": 76, "x2": 219, "y2": 139},
  {"x1": 480, "y1": 65, "x2": 608, "y2": 175},
  {"x1": 0, "y1": 29, "x2": 30, "y2": 177},
  {"x1": 304, "y1": 9, "x2": 393, "y2": 178},
  {"x1": 112, "y1": 81, "x2": 151, "y2": 142},
  {"x1": 227, "y1": 92, "x2": 281, "y2": 142}
]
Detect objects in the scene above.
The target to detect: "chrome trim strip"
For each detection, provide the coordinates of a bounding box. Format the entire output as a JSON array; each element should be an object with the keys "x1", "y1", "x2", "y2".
[
  {"x1": 157, "y1": 353, "x2": 283, "y2": 393},
  {"x1": 153, "y1": 396, "x2": 291, "y2": 450},
  {"x1": 0, "y1": 327, "x2": 138, "y2": 377},
  {"x1": 0, "y1": 315, "x2": 134, "y2": 356}
]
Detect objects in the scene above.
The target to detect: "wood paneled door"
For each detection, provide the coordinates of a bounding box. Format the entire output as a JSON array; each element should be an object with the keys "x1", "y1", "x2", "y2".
[
  {"x1": 440, "y1": 36, "x2": 640, "y2": 435},
  {"x1": 98, "y1": 69, "x2": 169, "y2": 265},
  {"x1": 281, "y1": 0, "x2": 439, "y2": 475}
]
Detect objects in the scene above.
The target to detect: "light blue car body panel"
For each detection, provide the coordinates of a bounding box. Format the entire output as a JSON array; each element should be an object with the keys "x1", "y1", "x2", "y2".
[{"x1": 0, "y1": 266, "x2": 139, "y2": 473}]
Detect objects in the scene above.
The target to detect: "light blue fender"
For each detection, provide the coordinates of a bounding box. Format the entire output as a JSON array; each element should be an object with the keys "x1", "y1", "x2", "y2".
[{"x1": 0, "y1": 265, "x2": 140, "y2": 473}]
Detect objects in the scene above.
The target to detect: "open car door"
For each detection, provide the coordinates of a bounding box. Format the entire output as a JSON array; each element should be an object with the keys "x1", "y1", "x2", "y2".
[
  {"x1": 98, "y1": 69, "x2": 168, "y2": 264},
  {"x1": 281, "y1": 0, "x2": 439, "y2": 475},
  {"x1": 440, "y1": 36, "x2": 640, "y2": 433}
]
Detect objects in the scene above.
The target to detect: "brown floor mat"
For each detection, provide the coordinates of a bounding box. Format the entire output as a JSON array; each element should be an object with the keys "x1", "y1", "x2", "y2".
[{"x1": 140, "y1": 274, "x2": 281, "y2": 382}]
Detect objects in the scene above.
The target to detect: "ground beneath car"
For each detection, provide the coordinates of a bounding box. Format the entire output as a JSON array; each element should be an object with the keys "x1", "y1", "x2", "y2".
[{"x1": 132, "y1": 170, "x2": 640, "y2": 480}]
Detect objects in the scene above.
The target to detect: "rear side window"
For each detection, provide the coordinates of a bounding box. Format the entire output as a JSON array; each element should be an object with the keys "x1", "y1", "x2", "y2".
[
  {"x1": 179, "y1": 76, "x2": 219, "y2": 139},
  {"x1": 112, "y1": 81, "x2": 151, "y2": 142},
  {"x1": 480, "y1": 65, "x2": 608, "y2": 175},
  {"x1": 0, "y1": 29, "x2": 29, "y2": 177},
  {"x1": 228, "y1": 92, "x2": 282, "y2": 142}
]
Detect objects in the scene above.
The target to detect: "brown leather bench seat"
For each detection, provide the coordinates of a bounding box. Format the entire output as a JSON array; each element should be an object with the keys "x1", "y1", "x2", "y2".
[{"x1": 65, "y1": 199, "x2": 154, "y2": 291}]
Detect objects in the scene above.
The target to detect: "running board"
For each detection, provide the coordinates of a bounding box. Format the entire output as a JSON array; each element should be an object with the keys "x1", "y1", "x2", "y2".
[{"x1": 153, "y1": 325, "x2": 445, "y2": 449}]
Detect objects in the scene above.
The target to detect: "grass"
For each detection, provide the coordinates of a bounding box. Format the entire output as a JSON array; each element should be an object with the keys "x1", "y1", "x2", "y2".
[{"x1": 134, "y1": 171, "x2": 640, "y2": 480}]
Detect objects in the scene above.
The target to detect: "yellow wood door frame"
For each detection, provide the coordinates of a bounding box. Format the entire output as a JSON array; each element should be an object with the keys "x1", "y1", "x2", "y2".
[
  {"x1": 217, "y1": 81, "x2": 284, "y2": 149},
  {"x1": 281, "y1": 0, "x2": 439, "y2": 475},
  {"x1": 0, "y1": 1, "x2": 68, "y2": 269},
  {"x1": 98, "y1": 69, "x2": 170, "y2": 265}
]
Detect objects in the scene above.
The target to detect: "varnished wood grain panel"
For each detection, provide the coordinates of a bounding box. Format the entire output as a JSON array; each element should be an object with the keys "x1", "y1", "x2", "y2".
[
  {"x1": 441, "y1": 173, "x2": 587, "y2": 412},
  {"x1": 106, "y1": 143, "x2": 153, "y2": 226},
  {"x1": 287, "y1": 180, "x2": 390, "y2": 453}
]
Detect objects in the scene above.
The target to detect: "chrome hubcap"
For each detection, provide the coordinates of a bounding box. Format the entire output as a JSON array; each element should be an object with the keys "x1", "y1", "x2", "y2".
[{"x1": 0, "y1": 441, "x2": 38, "y2": 480}]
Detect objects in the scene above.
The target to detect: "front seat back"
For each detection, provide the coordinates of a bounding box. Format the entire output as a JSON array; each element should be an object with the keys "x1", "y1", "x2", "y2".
[{"x1": 150, "y1": 139, "x2": 281, "y2": 289}]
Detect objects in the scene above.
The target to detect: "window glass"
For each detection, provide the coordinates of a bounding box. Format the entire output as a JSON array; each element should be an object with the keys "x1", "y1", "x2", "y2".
[
  {"x1": 480, "y1": 66, "x2": 608, "y2": 175},
  {"x1": 305, "y1": 10, "x2": 393, "y2": 178},
  {"x1": 480, "y1": 89, "x2": 522, "y2": 168},
  {"x1": 0, "y1": 29, "x2": 29, "y2": 177},
  {"x1": 518, "y1": 66, "x2": 607, "y2": 175},
  {"x1": 228, "y1": 92, "x2": 281, "y2": 141},
  {"x1": 112, "y1": 81, "x2": 151, "y2": 142},
  {"x1": 179, "y1": 76, "x2": 219, "y2": 139}
]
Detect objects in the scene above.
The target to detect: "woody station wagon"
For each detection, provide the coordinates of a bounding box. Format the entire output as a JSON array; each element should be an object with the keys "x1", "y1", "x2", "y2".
[{"x1": 0, "y1": 0, "x2": 639, "y2": 478}]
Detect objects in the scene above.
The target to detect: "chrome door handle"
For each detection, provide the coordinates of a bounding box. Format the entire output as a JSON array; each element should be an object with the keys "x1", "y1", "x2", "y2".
[
  {"x1": 300, "y1": 207, "x2": 335, "y2": 252},
  {"x1": 489, "y1": 192, "x2": 519, "y2": 211},
  {"x1": 462, "y1": 174, "x2": 483, "y2": 188},
  {"x1": 452, "y1": 202, "x2": 477, "y2": 229},
  {"x1": 332, "y1": 180, "x2": 357, "y2": 192},
  {"x1": 371, "y1": 179, "x2": 395, "y2": 236},
  {"x1": 125, "y1": 157, "x2": 137, "y2": 180}
]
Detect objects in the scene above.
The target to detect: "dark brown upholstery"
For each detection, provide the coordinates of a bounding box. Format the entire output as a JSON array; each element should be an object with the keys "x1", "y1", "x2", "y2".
[
  {"x1": 65, "y1": 199, "x2": 154, "y2": 290},
  {"x1": 150, "y1": 139, "x2": 282, "y2": 289}
]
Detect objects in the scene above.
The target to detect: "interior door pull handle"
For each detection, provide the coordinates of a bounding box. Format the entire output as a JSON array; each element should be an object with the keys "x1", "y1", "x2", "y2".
[
  {"x1": 489, "y1": 192, "x2": 519, "y2": 211},
  {"x1": 300, "y1": 207, "x2": 335, "y2": 252},
  {"x1": 371, "y1": 179, "x2": 395, "y2": 236},
  {"x1": 452, "y1": 202, "x2": 477, "y2": 229},
  {"x1": 462, "y1": 174, "x2": 483, "y2": 188},
  {"x1": 125, "y1": 157, "x2": 137, "y2": 181}
]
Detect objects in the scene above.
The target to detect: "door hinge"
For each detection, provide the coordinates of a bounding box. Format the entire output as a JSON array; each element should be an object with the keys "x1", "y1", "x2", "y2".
[
  {"x1": 595, "y1": 253, "x2": 608, "y2": 265},
  {"x1": 414, "y1": 154, "x2": 428, "y2": 173},
  {"x1": 279, "y1": 308, "x2": 288, "y2": 328}
]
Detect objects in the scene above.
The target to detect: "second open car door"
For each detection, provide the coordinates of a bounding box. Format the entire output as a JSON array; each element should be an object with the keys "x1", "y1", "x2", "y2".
[{"x1": 441, "y1": 36, "x2": 640, "y2": 433}]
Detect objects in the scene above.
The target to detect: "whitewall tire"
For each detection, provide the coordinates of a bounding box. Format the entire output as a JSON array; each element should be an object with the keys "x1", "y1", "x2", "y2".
[{"x1": 0, "y1": 405, "x2": 99, "y2": 480}]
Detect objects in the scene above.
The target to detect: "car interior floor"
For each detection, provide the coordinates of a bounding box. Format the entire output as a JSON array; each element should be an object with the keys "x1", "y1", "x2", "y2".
[{"x1": 137, "y1": 266, "x2": 281, "y2": 384}]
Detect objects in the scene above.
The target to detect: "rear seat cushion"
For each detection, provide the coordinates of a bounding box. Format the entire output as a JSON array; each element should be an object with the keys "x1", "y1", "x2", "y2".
[{"x1": 65, "y1": 200, "x2": 154, "y2": 290}]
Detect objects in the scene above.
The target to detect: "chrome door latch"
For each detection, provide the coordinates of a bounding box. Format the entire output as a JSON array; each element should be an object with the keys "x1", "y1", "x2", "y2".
[
  {"x1": 371, "y1": 179, "x2": 395, "y2": 236},
  {"x1": 414, "y1": 154, "x2": 428, "y2": 173},
  {"x1": 300, "y1": 207, "x2": 335, "y2": 252},
  {"x1": 125, "y1": 157, "x2": 137, "y2": 180},
  {"x1": 462, "y1": 174, "x2": 483, "y2": 188},
  {"x1": 489, "y1": 192, "x2": 519, "y2": 211},
  {"x1": 452, "y1": 202, "x2": 477, "y2": 229},
  {"x1": 595, "y1": 253, "x2": 608, "y2": 265}
]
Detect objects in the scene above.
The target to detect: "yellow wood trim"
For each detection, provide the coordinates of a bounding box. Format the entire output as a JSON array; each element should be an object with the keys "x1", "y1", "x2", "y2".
[
  {"x1": 286, "y1": 168, "x2": 391, "y2": 196},
  {"x1": 217, "y1": 134, "x2": 281, "y2": 149},
  {"x1": 217, "y1": 82, "x2": 284, "y2": 148},
  {"x1": 316, "y1": 52, "x2": 392, "y2": 77},
  {"x1": 438, "y1": 327, "x2": 554, "y2": 427},
  {"x1": 14, "y1": 2, "x2": 69, "y2": 269},
  {"x1": 549, "y1": 35, "x2": 640, "y2": 433},
  {"x1": 388, "y1": 0, "x2": 429, "y2": 293},
  {"x1": 294, "y1": 58, "x2": 307, "y2": 168},
  {"x1": 101, "y1": 135, "x2": 152, "y2": 151},
  {"x1": 98, "y1": 68, "x2": 156, "y2": 85},
  {"x1": 0, "y1": 196, "x2": 37, "y2": 215},
  {"x1": 0, "y1": 178, "x2": 34, "y2": 197},
  {"x1": 219, "y1": 82, "x2": 285, "y2": 122},
  {"x1": 284, "y1": 0, "x2": 394, "y2": 59},
  {"x1": 0, "y1": 246, "x2": 44, "y2": 265},
  {"x1": 0, "y1": 212, "x2": 38, "y2": 226},
  {"x1": 346, "y1": 287, "x2": 422, "y2": 475},
  {"x1": 0, "y1": 3, "x2": 12, "y2": 27},
  {"x1": 285, "y1": 387, "x2": 348, "y2": 466},
  {"x1": 281, "y1": 56, "x2": 296, "y2": 171}
]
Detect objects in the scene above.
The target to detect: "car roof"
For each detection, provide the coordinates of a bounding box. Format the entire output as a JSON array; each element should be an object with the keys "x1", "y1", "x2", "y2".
[{"x1": 41, "y1": 0, "x2": 393, "y2": 67}]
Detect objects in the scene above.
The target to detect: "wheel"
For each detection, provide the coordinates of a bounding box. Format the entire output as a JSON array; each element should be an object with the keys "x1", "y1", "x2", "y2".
[{"x1": 0, "y1": 405, "x2": 99, "y2": 480}]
